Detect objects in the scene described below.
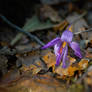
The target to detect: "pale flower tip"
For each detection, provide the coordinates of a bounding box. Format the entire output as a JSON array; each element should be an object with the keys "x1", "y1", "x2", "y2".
[
  {"x1": 55, "y1": 63, "x2": 59, "y2": 67},
  {"x1": 75, "y1": 51, "x2": 82, "y2": 59},
  {"x1": 79, "y1": 54, "x2": 82, "y2": 59},
  {"x1": 41, "y1": 46, "x2": 47, "y2": 49},
  {"x1": 62, "y1": 65, "x2": 67, "y2": 68},
  {"x1": 78, "y1": 51, "x2": 82, "y2": 59},
  {"x1": 62, "y1": 63, "x2": 67, "y2": 68},
  {"x1": 41, "y1": 47, "x2": 44, "y2": 49}
]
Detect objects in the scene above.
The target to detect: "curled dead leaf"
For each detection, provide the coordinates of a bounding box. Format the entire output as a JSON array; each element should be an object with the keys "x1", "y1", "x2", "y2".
[
  {"x1": 55, "y1": 59, "x2": 89, "y2": 78},
  {"x1": 55, "y1": 65, "x2": 78, "y2": 77},
  {"x1": 20, "y1": 59, "x2": 44, "y2": 75},
  {"x1": 78, "y1": 59, "x2": 88, "y2": 70},
  {"x1": 42, "y1": 51, "x2": 56, "y2": 68},
  {"x1": 39, "y1": 5, "x2": 62, "y2": 22},
  {"x1": 68, "y1": 56, "x2": 76, "y2": 65},
  {"x1": 53, "y1": 20, "x2": 68, "y2": 31}
]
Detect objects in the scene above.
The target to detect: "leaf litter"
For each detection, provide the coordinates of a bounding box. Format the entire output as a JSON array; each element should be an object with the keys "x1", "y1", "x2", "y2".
[{"x1": 0, "y1": 1, "x2": 92, "y2": 92}]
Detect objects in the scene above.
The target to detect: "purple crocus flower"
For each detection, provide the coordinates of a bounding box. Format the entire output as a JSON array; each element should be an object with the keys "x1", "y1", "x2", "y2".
[{"x1": 42, "y1": 25, "x2": 82, "y2": 68}]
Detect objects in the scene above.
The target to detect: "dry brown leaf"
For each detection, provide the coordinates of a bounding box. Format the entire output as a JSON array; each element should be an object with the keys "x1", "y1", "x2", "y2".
[
  {"x1": 78, "y1": 59, "x2": 88, "y2": 70},
  {"x1": 68, "y1": 56, "x2": 76, "y2": 65},
  {"x1": 20, "y1": 60, "x2": 43, "y2": 75},
  {"x1": 53, "y1": 20, "x2": 68, "y2": 31},
  {"x1": 55, "y1": 59, "x2": 89, "y2": 78},
  {"x1": 67, "y1": 66, "x2": 78, "y2": 76},
  {"x1": 42, "y1": 51, "x2": 56, "y2": 68},
  {"x1": 39, "y1": 5, "x2": 62, "y2": 22},
  {"x1": 16, "y1": 49, "x2": 46, "y2": 75},
  {"x1": 55, "y1": 65, "x2": 78, "y2": 77}
]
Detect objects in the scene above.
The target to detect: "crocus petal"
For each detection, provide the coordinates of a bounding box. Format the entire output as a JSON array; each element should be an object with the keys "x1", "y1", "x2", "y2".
[
  {"x1": 55, "y1": 48, "x2": 64, "y2": 66},
  {"x1": 41, "y1": 37, "x2": 61, "y2": 49},
  {"x1": 54, "y1": 42, "x2": 62, "y2": 56},
  {"x1": 70, "y1": 42, "x2": 82, "y2": 58},
  {"x1": 55, "y1": 54, "x2": 62, "y2": 66},
  {"x1": 62, "y1": 46, "x2": 68, "y2": 68},
  {"x1": 61, "y1": 30, "x2": 73, "y2": 42}
]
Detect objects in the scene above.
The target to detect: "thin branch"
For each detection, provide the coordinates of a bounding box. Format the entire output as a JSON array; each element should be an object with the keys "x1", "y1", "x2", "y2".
[
  {"x1": 74, "y1": 27, "x2": 92, "y2": 35},
  {"x1": 76, "y1": 65, "x2": 92, "y2": 84},
  {"x1": 0, "y1": 15, "x2": 45, "y2": 46},
  {"x1": 68, "y1": 11, "x2": 92, "y2": 35}
]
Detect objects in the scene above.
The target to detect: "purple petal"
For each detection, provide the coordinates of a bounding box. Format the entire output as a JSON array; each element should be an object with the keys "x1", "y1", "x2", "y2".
[
  {"x1": 55, "y1": 54, "x2": 62, "y2": 66},
  {"x1": 54, "y1": 42, "x2": 62, "y2": 56},
  {"x1": 41, "y1": 37, "x2": 61, "y2": 49},
  {"x1": 70, "y1": 42, "x2": 82, "y2": 58},
  {"x1": 55, "y1": 48, "x2": 64, "y2": 66},
  {"x1": 55, "y1": 42, "x2": 65, "y2": 66},
  {"x1": 62, "y1": 46, "x2": 68, "y2": 68},
  {"x1": 61, "y1": 30, "x2": 73, "y2": 42}
]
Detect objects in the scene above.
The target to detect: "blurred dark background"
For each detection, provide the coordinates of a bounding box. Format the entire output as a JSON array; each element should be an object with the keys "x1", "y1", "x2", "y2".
[{"x1": 0, "y1": 0, "x2": 91, "y2": 26}]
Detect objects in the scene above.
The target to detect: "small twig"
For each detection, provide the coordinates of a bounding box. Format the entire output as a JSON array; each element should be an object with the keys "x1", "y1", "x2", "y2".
[
  {"x1": 68, "y1": 11, "x2": 92, "y2": 35},
  {"x1": 74, "y1": 27, "x2": 92, "y2": 35},
  {"x1": 0, "y1": 15, "x2": 45, "y2": 46},
  {"x1": 76, "y1": 66, "x2": 92, "y2": 84}
]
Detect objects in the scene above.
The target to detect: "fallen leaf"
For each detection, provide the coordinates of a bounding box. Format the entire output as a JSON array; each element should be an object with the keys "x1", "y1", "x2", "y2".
[
  {"x1": 42, "y1": 51, "x2": 56, "y2": 68},
  {"x1": 39, "y1": 5, "x2": 62, "y2": 23},
  {"x1": 78, "y1": 59, "x2": 88, "y2": 70},
  {"x1": 16, "y1": 50, "x2": 46, "y2": 75},
  {"x1": 20, "y1": 64, "x2": 42, "y2": 75},
  {"x1": 55, "y1": 59, "x2": 89, "y2": 78},
  {"x1": 68, "y1": 56, "x2": 76, "y2": 65},
  {"x1": 53, "y1": 20, "x2": 68, "y2": 31},
  {"x1": 55, "y1": 65, "x2": 78, "y2": 77}
]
